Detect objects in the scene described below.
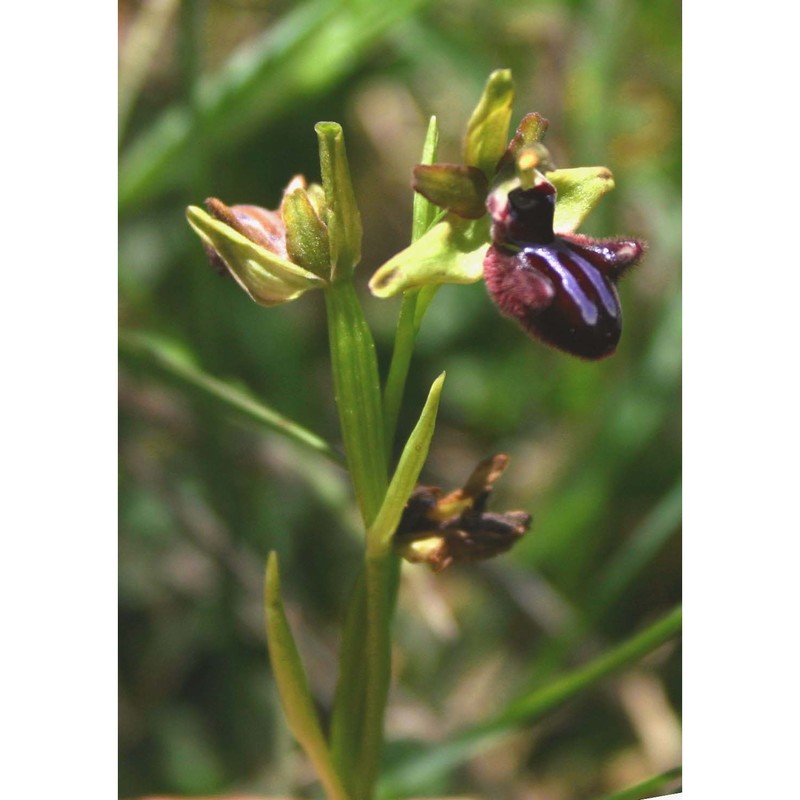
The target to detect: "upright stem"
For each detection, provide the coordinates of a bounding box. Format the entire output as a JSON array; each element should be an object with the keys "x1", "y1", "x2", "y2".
[
  {"x1": 382, "y1": 289, "x2": 419, "y2": 452},
  {"x1": 324, "y1": 279, "x2": 387, "y2": 524},
  {"x1": 325, "y1": 278, "x2": 393, "y2": 800},
  {"x1": 382, "y1": 115, "x2": 440, "y2": 456},
  {"x1": 328, "y1": 116, "x2": 442, "y2": 799}
]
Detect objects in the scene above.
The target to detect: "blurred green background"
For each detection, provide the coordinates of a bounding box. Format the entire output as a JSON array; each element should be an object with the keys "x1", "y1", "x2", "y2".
[{"x1": 118, "y1": 0, "x2": 681, "y2": 797}]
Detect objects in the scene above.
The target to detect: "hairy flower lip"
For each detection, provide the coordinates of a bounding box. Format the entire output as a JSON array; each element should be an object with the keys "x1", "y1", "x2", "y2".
[{"x1": 483, "y1": 177, "x2": 646, "y2": 360}]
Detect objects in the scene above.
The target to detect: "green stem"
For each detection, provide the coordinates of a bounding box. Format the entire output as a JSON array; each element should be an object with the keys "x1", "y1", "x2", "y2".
[
  {"x1": 382, "y1": 289, "x2": 419, "y2": 452},
  {"x1": 324, "y1": 279, "x2": 388, "y2": 524},
  {"x1": 325, "y1": 278, "x2": 391, "y2": 799},
  {"x1": 382, "y1": 115, "x2": 441, "y2": 453},
  {"x1": 330, "y1": 117, "x2": 444, "y2": 800},
  {"x1": 359, "y1": 551, "x2": 397, "y2": 799},
  {"x1": 354, "y1": 372, "x2": 445, "y2": 797}
]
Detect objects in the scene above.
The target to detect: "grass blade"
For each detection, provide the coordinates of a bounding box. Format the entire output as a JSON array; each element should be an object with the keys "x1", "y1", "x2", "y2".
[
  {"x1": 119, "y1": 332, "x2": 344, "y2": 466},
  {"x1": 590, "y1": 766, "x2": 681, "y2": 800},
  {"x1": 119, "y1": 0, "x2": 432, "y2": 212},
  {"x1": 378, "y1": 605, "x2": 682, "y2": 796}
]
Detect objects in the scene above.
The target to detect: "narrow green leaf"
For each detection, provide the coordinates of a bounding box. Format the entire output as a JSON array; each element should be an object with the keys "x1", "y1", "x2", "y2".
[
  {"x1": 316, "y1": 122, "x2": 363, "y2": 281},
  {"x1": 378, "y1": 605, "x2": 682, "y2": 795},
  {"x1": 463, "y1": 68, "x2": 515, "y2": 176},
  {"x1": 119, "y1": 0, "x2": 435, "y2": 212},
  {"x1": 369, "y1": 372, "x2": 446, "y2": 556},
  {"x1": 118, "y1": 332, "x2": 344, "y2": 466},
  {"x1": 592, "y1": 482, "x2": 682, "y2": 612},
  {"x1": 590, "y1": 766, "x2": 681, "y2": 800},
  {"x1": 411, "y1": 116, "x2": 441, "y2": 241},
  {"x1": 264, "y1": 553, "x2": 351, "y2": 800}
]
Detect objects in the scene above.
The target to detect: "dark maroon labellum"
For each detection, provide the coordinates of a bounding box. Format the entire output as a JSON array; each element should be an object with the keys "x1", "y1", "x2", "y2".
[{"x1": 484, "y1": 185, "x2": 644, "y2": 359}]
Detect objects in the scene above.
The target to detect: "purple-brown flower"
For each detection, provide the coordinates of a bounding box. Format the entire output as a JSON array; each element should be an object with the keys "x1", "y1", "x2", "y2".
[
  {"x1": 484, "y1": 176, "x2": 645, "y2": 359},
  {"x1": 394, "y1": 454, "x2": 531, "y2": 572},
  {"x1": 369, "y1": 68, "x2": 647, "y2": 360}
]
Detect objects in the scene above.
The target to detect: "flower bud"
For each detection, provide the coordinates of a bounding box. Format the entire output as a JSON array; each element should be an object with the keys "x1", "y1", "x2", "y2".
[{"x1": 186, "y1": 191, "x2": 326, "y2": 307}]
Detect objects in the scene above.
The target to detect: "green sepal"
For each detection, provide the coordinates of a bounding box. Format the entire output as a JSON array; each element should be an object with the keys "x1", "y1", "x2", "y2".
[
  {"x1": 369, "y1": 216, "x2": 490, "y2": 297},
  {"x1": 412, "y1": 164, "x2": 488, "y2": 219},
  {"x1": 315, "y1": 122, "x2": 363, "y2": 281},
  {"x1": 547, "y1": 166, "x2": 615, "y2": 234},
  {"x1": 412, "y1": 116, "x2": 441, "y2": 241},
  {"x1": 264, "y1": 553, "x2": 351, "y2": 800},
  {"x1": 368, "y1": 372, "x2": 446, "y2": 556},
  {"x1": 186, "y1": 206, "x2": 325, "y2": 306},
  {"x1": 463, "y1": 69, "x2": 515, "y2": 177},
  {"x1": 282, "y1": 187, "x2": 331, "y2": 278}
]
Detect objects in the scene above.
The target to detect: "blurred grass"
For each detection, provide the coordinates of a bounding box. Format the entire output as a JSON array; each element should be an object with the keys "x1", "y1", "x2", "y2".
[{"x1": 119, "y1": 0, "x2": 681, "y2": 797}]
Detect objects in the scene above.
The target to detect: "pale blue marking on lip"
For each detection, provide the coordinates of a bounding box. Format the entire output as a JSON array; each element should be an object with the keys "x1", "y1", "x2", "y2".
[
  {"x1": 525, "y1": 240, "x2": 621, "y2": 324},
  {"x1": 524, "y1": 245, "x2": 597, "y2": 325}
]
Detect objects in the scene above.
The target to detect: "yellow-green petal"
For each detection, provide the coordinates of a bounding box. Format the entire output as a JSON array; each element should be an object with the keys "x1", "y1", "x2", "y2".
[
  {"x1": 547, "y1": 166, "x2": 615, "y2": 234},
  {"x1": 369, "y1": 217, "x2": 490, "y2": 298}
]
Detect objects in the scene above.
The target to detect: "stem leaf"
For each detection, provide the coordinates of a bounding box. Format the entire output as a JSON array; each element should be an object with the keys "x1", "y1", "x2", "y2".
[
  {"x1": 264, "y1": 553, "x2": 350, "y2": 800},
  {"x1": 369, "y1": 372, "x2": 446, "y2": 556},
  {"x1": 411, "y1": 116, "x2": 441, "y2": 241}
]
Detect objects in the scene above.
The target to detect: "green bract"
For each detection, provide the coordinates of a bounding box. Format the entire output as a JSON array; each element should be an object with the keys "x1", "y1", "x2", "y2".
[{"x1": 315, "y1": 122, "x2": 363, "y2": 282}]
